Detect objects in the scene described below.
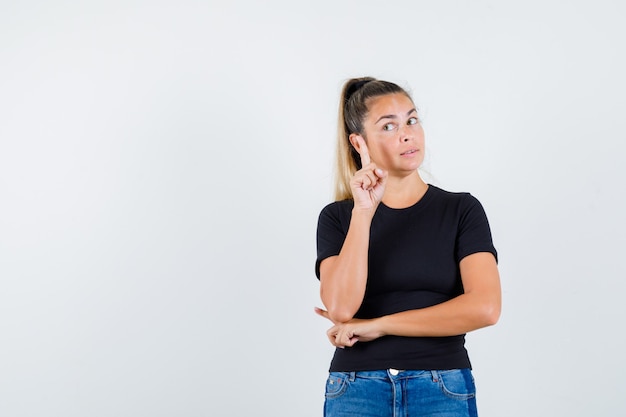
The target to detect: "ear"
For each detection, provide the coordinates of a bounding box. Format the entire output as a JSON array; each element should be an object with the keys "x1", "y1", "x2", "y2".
[{"x1": 349, "y1": 133, "x2": 364, "y2": 153}]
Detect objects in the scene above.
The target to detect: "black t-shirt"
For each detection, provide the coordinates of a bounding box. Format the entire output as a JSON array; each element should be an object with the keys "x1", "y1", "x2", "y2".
[{"x1": 315, "y1": 185, "x2": 497, "y2": 372}]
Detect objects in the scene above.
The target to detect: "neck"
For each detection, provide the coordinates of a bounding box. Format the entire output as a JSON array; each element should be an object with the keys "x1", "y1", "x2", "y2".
[{"x1": 381, "y1": 171, "x2": 428, "y2": 209}]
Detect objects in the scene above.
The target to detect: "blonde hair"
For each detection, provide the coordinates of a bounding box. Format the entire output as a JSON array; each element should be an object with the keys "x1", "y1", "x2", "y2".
[{"x1": 333, "y1": 77, "x2": 413, "y2": 201}]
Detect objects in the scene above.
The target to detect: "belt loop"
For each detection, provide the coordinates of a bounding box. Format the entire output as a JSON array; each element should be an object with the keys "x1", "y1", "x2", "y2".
[
  {"x1": 348, "y1": 371, "x2": 356, "y2": 382},
  {"x1": 430, "y1": 370, "x2": 439, "y2": 382}
]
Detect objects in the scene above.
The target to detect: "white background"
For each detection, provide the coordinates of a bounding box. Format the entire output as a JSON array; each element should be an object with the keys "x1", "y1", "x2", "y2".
[{"x1": 1, "y1": 1, "x2": 625, "y2": 416}]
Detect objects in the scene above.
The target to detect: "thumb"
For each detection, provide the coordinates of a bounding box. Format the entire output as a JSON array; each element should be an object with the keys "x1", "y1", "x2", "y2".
[
  {"x1": 314, "y1": 307, "x2": 330, "y2": 320},
  {"x1": 375, "y1": 169, "x2": 388, "y2": 189}
]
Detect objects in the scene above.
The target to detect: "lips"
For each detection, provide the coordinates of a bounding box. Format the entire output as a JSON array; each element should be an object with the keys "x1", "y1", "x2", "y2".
[{"x1": 401, "y1": 149, "x2": 418, "y2": 155}]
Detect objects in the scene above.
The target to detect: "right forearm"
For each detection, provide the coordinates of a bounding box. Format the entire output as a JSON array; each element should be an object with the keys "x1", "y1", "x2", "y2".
[{"x1": 320, "y1": 209, "x2": 374, "y2": 323}]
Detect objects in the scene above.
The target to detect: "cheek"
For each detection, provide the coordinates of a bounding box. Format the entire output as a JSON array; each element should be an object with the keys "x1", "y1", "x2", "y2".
[
  {"x1": 414, "y1": 129, "x2": 426, "y2": 148},
  {"x1": 414, "y1": 124, "x2": 425, "y2": 138},
  {"x1": 367, "y1": 144, "x2": 391, "y2": 165}
]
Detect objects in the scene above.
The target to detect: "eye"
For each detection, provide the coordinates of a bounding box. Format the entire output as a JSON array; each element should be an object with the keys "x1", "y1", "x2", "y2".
[
  {"x1": 382, "y1": 123, "x2": 396, "y2": 131},
  {"x1": 407, "y1": 117, "x2": 419, "y2": 125}
]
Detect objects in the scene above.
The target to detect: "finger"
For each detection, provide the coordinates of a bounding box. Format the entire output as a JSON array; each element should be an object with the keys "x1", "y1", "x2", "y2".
[
  {"x1": 356, "y1": 136, "x2": 371, "y2": 167},
  {"x1": 359, "y1": 173, "x2": 376, "y2": 190},
  {"x1": 327, "y1": 327, "x2": 345, "y2": 349},
  {"x1": 314, "y1": 307, "x2": 328, "y2": 318},
  {"x1": 368, "y1": 170, "x2": 387, "y2": 190},
  {"x1": 326, "y1": 332, "x2": 338, "y2": 347},
  {"x1": 314, "y1": 307, "x2": 333, "y2": 322},
  {"x1": 337, "y1": 329, "x2": 358, "y2": 348},
  {"x1": 354, "y1": 169, "x2": 378, "y2": 190},
  {"x1": 334, "y1": 332, "x2": 346, "y2": 349},
  {"x1": 327, "y1": 325, "x2": 339, "y2": 339},
  {"x1": 344, "y1": 329, "x2": 355, "y2": 345}
]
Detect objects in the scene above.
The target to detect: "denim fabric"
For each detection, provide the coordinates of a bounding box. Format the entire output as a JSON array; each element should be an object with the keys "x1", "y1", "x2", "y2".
[{"x1": 324, "y1": 368, "x2": 477, "y2": 417}]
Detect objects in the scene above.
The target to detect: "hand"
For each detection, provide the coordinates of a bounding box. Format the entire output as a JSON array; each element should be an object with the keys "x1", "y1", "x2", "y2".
[
  {"x1": 315, "y1": 307, "x2": 385, "y2": 348},
  {"x1": 350, "y1": 137, "x2": 387, "y2": 211}
]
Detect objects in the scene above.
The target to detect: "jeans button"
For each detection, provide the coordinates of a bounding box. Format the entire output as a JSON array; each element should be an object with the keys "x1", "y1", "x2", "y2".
[{"x1": 389, "y1": 368, "x2": 399, "y2": 376}]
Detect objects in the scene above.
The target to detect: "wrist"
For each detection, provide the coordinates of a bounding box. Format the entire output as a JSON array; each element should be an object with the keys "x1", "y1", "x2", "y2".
[
  {"x1": 351, "y1": 206, "x2": 377, "y2": 219},
  {"x1": 374, "y1": 316, "x2": 389, "y2": 338}
]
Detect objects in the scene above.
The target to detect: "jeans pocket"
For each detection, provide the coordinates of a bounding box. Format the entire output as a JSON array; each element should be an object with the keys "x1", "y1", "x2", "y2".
[
  {"x1": 325, "y1": 372, "x2": 350, "y2": 399},
  {"x1": 437, "y1": 369, "x2": 476, "y2": 400}
]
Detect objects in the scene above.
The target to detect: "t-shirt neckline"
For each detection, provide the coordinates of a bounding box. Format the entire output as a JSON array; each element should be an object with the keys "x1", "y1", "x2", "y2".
[{"x1": 379, "y1": 184, "x2": 434, "y2": 212}]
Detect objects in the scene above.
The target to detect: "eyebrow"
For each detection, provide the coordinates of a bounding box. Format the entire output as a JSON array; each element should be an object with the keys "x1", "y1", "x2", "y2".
[{"x1": 375, "y1": 108, "x2": 417, "y2": 124}]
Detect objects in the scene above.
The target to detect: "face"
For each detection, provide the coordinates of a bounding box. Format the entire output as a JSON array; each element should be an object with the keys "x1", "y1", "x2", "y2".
[{"x1": 351, "y1": 93, "x2": 425, "y2": 175}]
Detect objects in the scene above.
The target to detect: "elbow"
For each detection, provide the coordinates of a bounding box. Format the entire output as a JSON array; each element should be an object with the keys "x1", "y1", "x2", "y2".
[
  {"x1": 320, "y1": 287, "x2": 359, "y2": 323},
  {"x1": 327, "y1": 307, "x2": 355, "y2": 324},
  {"x1": 481, "y1": 301, "x2": 501, "y2": 327}
]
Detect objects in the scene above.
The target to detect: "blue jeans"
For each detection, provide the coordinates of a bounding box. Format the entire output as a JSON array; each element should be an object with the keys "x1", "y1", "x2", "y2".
[{"x1": 324, "y1": 369, "x2": 478, "y2": 417}]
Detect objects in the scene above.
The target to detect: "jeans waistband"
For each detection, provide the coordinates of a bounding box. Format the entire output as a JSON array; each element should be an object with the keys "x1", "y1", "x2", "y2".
[{"x1": 339, "y1": 369, "x2": 457, "y2": 381}]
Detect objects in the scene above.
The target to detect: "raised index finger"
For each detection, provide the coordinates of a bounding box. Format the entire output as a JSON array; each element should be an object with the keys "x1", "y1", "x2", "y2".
[{"x1": 356, "y1": 136, "x2": 371, "y2": 167}]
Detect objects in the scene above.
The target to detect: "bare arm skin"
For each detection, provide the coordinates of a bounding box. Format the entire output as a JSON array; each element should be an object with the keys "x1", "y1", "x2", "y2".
[
  {"x1": 319, "y1": 211, "x2": 372, "y2": 323},
  {"x1": 317, "y1": 252, "x2": 501, "y2": 348},
  {"x1": 319, "y1": 137, "x2": 387, "y2": 323}
]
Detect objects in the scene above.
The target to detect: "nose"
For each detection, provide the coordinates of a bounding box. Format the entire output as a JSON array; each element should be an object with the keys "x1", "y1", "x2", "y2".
[{"x1": 399, "y1": 125, "x2": 413, "y2": 143}]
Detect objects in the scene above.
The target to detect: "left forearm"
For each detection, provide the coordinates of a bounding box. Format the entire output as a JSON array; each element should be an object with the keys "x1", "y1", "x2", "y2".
[{"x1": 377, "y1": 291, "x2": 501, "y2": 338}]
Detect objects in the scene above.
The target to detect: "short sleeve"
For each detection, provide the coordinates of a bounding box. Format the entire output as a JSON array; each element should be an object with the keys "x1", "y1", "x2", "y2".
[
  {"x1": 455, "y1": 194, "x2": 498, "y2": 263},
  {"x1": 315, "y1": 201, "x2": 352, "y2": 279}
]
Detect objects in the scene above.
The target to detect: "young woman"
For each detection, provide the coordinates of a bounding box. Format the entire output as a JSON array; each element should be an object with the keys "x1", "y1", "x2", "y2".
[{"x1": 315, "y1": 77, "x2": 501, "y2": 416}]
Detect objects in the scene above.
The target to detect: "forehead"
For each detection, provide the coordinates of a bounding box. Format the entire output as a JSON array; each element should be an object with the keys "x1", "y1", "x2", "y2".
[{"x1": 365, "y1": 93, "x2": 415, "y2": 119}]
